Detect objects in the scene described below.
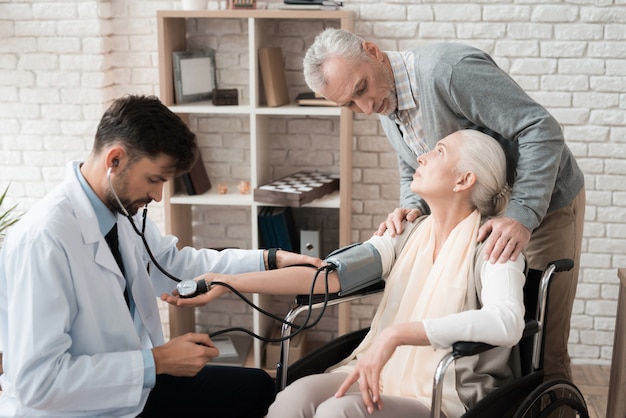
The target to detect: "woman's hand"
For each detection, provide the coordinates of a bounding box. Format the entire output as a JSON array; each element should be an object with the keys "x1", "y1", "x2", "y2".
[
  {"x1": 335, "y1": 328, "x2": 399, "y2": 414},
  {"x1": 160, "y1": 273, "x2": 230, "y2": 307}
]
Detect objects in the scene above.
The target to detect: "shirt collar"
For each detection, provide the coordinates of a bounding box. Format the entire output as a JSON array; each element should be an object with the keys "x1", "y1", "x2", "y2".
[
  {"x1": 386, "y1": 51, "x2": 417, "y2": 112},
  {"x1": 74, "y1": 162, "x2": 117, "y2": 236}
]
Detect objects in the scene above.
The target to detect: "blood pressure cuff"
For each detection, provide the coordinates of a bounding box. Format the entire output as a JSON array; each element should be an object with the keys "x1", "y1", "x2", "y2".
[{"x1": 324, "y1": 243, "x2": 383, "y2": 296}]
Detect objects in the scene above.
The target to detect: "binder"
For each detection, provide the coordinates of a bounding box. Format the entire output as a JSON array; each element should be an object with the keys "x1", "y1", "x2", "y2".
[
  {"x1": 182, "y1": 158, "x2": 212, "y2": 195},
  {"x1": 258, "y1": 47, "x2": 289, "y2": 107},
  {"x1": 269, "y1": 207, "x2": 299, "y2": 252}
]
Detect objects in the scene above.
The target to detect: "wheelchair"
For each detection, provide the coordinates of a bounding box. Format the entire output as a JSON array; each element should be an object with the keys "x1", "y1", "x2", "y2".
[{"x1": 274, "y1": 259, "x2": 590, "y2": 418}]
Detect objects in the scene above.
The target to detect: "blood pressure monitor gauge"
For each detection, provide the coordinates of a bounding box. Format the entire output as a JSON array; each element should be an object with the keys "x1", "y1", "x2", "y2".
[{"x1": 177, "y1": 279, "x2": 209, "y2": 298}]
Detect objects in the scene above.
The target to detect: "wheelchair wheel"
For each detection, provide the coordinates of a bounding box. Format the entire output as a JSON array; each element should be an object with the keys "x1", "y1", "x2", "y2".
[{"x1": 512, "y1": 379, "x2": 589, "y2": 418}]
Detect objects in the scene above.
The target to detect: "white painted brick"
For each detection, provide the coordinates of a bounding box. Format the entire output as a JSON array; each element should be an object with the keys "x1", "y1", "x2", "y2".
[
  {"x1": 531, "y1": 5, "x2": 578, "y2": 22},
  {"x1": 0, "y1": 3, "x2": 34, "y2": 20},
  {"x1": 484, "y1": 6, "x2": 533, "y2": 22},
  {"x1": 554, "y1": 24, "x2": 603, "y2": 41},
  {"x1": 570, "y1": 314, "x2": 593, "y2": 330},
  {"x1": 581, "y1": 6, "x2": 626, "y2": 24},
  {"x1": 494, "y1": 41, "x2": 539, "y2": 57},
  {"x1": 14, "y1": 21, "x2": 56, "y2": 37},
  {"x1": 590, "y1": 109, "x2": 626, "y2": 125},
  {"x1": 611, "y1": 127, "x2": 626, "y2": 143},
  {"x1": 586, "y1": 300, "x2": 618, "y2": 317},
  {"x1": 361, "y1": 4, "x2": 406, "y2": 21},
  {"x1": 590, "y1": 76, "x2": 625, "y2": 93},
  {"x1": 510, "y1": 58, "x2": 556, "y2": 75},
  {"x1": 374, "y1": 22, "x2": 418, "y2": 39},
  {"x1": 549, "y1": 108, "x2": 589, "y2": 125},
  {"x1": 541, "y1": 75, "x2": 589, "y2": 91},
  {"x1": 432, "y1": 4, "x2": 481, "y2": 21},
  {"x1": 59, "y1": 55, "x2": 107, "y2": 72},
  {"x1": 595, "y1": 316, "x2": 616, "y2": 332},
  {"x1": 507, "y1": 23, "x2": 552, "y2": 40},
  {"x1": 32, "y1": 3, "x2": 77, "y2": 20},
  {"x1": 600, "y1": 284, "x2": 619, "y2": 300},
  {"x1": 588, "y1": 42, "x2": 626, "y2": 58},
  {"x1": 605, "y1": 24, "x2": 626, "y2": 40},
  {"x1": 568, "y1": 344, "x2": 600, "y2": 359},
  {"x1": 572, "y1": 92, "x2": 619, "y2": 109},
  {"x1": 407, "y1": 5, "x2": 434, "y2": 21},
  {"x1": 418, "y1": 22, "x2": 456, "y2": 39},
  {"x1": 457, "y1": 23, "x2": 506, "y2": 40},
  {"x1": 607, "y1": 59, "x2": 626, "y2": 76},
  {"x1": 540, "y1": 41, "x2": 587, "y2": 58}
]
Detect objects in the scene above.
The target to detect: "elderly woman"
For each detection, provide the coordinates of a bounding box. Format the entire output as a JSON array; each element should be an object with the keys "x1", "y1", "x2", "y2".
[{"x1": 163, "y1": 129, "x2": 526, "y2": 418}]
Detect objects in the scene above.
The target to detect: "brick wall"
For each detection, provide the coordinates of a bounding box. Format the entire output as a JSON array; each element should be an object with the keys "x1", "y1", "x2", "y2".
[{"x1": 1, "y1": 0, "x2": 624, "y2": 365}]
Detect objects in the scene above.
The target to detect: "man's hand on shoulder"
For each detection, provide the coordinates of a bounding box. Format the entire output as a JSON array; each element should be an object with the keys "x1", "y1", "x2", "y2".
[
  {"x1": 374, "y1": 208, "x2": 422, "y2": 237},
  {"x1": 477, "y1": 217, "x2": 531, "y2": 264}
]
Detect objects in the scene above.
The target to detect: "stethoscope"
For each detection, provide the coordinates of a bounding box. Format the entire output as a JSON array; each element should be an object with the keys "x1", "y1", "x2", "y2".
[{"x1": 106, "y1": 164, "x2": 331, "y2": 342}]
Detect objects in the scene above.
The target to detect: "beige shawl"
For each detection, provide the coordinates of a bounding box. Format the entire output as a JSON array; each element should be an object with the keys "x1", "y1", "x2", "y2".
[{"x1": 331, "y1": 210, "x2": 482, "y2": 417}]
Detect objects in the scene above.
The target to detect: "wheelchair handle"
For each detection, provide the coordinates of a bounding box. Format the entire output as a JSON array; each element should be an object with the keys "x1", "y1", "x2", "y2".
[{"x1": 549, "y1": 258, "x2": 574, "y2": 273}]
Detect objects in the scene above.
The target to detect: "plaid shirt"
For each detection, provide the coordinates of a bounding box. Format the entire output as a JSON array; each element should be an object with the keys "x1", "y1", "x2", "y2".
[{"x1": 386, "y1": 51, "x2": 429, "y2": 156}]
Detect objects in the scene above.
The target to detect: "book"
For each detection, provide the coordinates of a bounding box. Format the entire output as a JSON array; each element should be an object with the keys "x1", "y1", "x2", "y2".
[
  {"x1": 269, "y1": 207, "x2": 299, "y2": 252},
  {"x1": 258, "y1": 207, "x2": 277, "y2": 249},
  {"x1": 182, "y1": 158, "x2": 211, "y2": 195},
  {"x1": 295, "y1": 91, "x2": 338, "y2": 107},
  {"x1": 258, "y1": 47, "x2": 289, "y2": 107}
]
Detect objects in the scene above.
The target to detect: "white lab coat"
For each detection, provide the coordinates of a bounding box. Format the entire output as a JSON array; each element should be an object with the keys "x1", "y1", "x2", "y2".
[{"x1": 0, "y1": 162, "x2": 264, "y2": 417}]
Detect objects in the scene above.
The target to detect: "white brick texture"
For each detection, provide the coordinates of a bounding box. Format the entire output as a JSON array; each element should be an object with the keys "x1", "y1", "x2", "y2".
[{"x1": 0, "y1": 0, "x2": 624, "y2": 366}]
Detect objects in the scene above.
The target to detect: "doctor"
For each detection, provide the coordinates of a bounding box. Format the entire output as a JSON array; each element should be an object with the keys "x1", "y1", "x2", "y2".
[{"x1": 0, "y1": 95, "x2": 320, "y2": 417}]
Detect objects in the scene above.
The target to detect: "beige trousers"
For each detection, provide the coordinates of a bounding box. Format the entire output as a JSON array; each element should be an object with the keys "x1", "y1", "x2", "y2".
[
  {"x1": 267, "y1": 372, "x2": 436, "y2": 418},
  {"x1": 524, "y1": 188, "x2": 586, "y2": 382}
]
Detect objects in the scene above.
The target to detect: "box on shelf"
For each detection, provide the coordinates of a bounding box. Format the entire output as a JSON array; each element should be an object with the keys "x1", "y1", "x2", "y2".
[{"x1": 254, "y1": 171, "x2": 339, "y2": 207}]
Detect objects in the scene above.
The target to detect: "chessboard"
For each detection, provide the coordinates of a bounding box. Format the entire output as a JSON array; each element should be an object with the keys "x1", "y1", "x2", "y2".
[{"x1": 253, "y1": 171, "x2": 340, "y2": 207}]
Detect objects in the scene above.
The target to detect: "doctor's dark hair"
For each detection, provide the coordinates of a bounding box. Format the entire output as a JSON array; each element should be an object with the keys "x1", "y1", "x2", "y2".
[{"x1": 93, "y1": 95, "x2": 198, "y2": 176}]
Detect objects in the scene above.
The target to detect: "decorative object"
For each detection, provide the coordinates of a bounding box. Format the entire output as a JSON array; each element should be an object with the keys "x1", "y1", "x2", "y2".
[
  {"x1": 217, "y1": 183, "x2": 228, "y2": 194},
  {"x1": 212, "y1": 88, "x2": 239, "y2": 106},
  {"x1": 228, "y1": 0, "x2": 256, "y2": 9},
  {"x1": 182, "y1": 0, "x2": 208, "y2": 9},
  {"x1": 172, "y1": 49, "x2": 217, "y2": 104},
  {"x1": 254, "y1": 171, "x2": 339, "y2": 207},
  {"x1": 237, "y1": 180, "x2": 250, "y2": 194}
]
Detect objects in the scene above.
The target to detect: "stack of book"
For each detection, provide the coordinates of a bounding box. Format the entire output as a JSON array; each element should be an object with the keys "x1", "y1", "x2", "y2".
[
  {"x1": 295, "y1": 91, "x2": 337, "y2": 107},
  {"x1": 258, "y1": 206, "x2": 300, "y2": 252},
  {"x1": 279, "y1": 0, "x2": 343, "y2": 10}
]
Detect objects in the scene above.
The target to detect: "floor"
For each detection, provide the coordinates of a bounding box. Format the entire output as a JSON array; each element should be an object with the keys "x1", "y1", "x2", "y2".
[
  {"x1": 0, "y1": 364, "x2": 611, "y2": 416},
  {"x1": 571, "y1": 363, "x2": 610, "y2": 418}
]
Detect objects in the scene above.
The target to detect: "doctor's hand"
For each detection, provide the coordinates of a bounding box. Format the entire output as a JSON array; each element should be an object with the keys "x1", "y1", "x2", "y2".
[
  {"x1": 160, "y1": 274, "x2": 230, "y2": 307},
  {"x1": 477, "y1": 217, "x2": 531, "y2": 263},
  {"x1": 374, "y1": 208, "x2": 422, "y2": 237},
  {"x1": 152, "y1": 332, "x2": 218, "y2": 376}
]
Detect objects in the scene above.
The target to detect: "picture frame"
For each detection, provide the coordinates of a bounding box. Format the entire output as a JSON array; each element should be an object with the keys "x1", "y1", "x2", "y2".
[{"x1": 172, "y1": 49, "x2": 217, "y2": 104}]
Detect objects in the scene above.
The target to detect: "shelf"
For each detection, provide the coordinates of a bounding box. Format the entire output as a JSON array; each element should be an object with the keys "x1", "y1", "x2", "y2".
[
  {"x1": 171, "y1": 189, "x2": 340, "y2": 208},
  {"x1": 169, "y1": 101, "x2": 340, "y2": 116},
  {"x1": 158, "y1": 8, "x2": 354, "y2": 369}
]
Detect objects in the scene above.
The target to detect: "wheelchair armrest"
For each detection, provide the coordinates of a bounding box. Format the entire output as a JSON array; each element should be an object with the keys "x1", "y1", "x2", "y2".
[
  {"x1": 451, "y1": 319, "x2": 539, "y2": 357},
  {"x1": 294, "y1": 280, "x2": 385, "y2": 305}
]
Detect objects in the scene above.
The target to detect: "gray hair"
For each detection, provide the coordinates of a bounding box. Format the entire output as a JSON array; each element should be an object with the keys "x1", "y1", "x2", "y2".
[
  {"x1": 456, "y1": 130, "x2": 510, "y2": 217},
  {"x1": 303, "y1": 28, "x2": 368, "y2": 93}
]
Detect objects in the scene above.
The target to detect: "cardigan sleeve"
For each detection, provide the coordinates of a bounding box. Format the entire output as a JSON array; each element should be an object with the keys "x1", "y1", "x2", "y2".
[{"x1": 423, "y1": 255, "x2": 526, "y2": 349}]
